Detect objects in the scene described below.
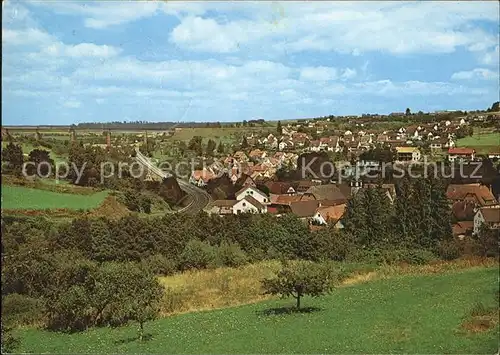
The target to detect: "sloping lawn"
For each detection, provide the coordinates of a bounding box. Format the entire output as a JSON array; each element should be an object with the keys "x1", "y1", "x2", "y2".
[
  {"x1": 1, "y1": 185, "x2": 108, "y2": 210},
  {"x1": 457, "y1": 133, "x2": 500, "y2": 154},
  {"x1": 15, "y1": 266, "x2": 498, "y2": 354}
]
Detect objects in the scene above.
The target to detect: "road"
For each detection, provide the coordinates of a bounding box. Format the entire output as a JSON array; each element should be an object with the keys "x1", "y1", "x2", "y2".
[{"x1": 135, "y1": 148, "x2": 212, "y2": 214}]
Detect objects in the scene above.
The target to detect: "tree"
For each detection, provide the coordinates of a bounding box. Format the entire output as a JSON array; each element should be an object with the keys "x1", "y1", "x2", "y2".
[
  {"x1": 277, "y1": 120, "x2": 283, "y2": 135},
  {"x1": 2, "y1": 142, "x2": 24, "y2": 175},
  {"x1": 261, "y1": 261, "x2": 334, "y2": 309},
  {"x1": 216, "y1": 141, "x2": 225, "y2": 154},
  {"x1": 488, "y1": 101, "x2": 499, "y2": 112},
  {"x1": 27, "y1": 148, "x2": 54, "y2": 177},
  {"x1": 405, "y1": 108, "x2": 411, "y2": 116},
  {"x1": 241, "y1": 136, "x2": 249, "y2": 149},
  {"x1": 206, "y1": 139, "x2": 217, "y2": 156}
]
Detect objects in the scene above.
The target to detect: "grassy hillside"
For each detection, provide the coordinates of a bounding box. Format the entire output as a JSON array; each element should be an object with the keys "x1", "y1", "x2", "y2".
[
  {"x1": 1, "y1": 185, "x2": 108, "y2": 210},
  {"x1": 456, "y1": 132, "x2": 500, "y2": 154},
  {"x1": 14, "y1": 266, "x2": 498, "y2": 354}
]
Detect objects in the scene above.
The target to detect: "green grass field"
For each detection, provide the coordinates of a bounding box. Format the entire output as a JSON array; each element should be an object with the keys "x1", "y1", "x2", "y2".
[
  {"x1": 1, "y1": 185, "x2": 108, "y2": 210},
  {"x1": 457, "y1": 132, "x2": 500, "y2": 154},
  {"x1": 14, "y1": 266, "x2": 498, "y2": 354}
]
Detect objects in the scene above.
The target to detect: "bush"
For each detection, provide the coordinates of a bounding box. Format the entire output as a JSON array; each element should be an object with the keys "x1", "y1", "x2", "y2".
[
  {"x1": 179, "y1": 239, "x2": 217, "y2": 270},
  {"x1": 2, "y1": 293, "x2": 44, "y2": 327},
  {"x1": 215, "y1": 241, "x2": 248, "y2": 268},
  {"x1": 348, "y1": 248, "x2": 436, "y2": 265},
  {"x1": 142, "y1": 254, "x2": 177, "y2": 276},
  {"x1": 438, "y1": 238, "x2": 464, "y2": 261}
]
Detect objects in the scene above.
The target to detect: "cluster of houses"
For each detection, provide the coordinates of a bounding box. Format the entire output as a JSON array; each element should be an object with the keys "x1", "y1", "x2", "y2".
[
  {"x1": 241, "y1": 116, "x2": 498, "y2": 163},
  {"x1": 189, "y1": 150, "x2": 298, "y2": 187},
  {"x1": 447, "y1": 183, "x2": 500, "y2": 237},
  {"x1": 204, "y1": 178, "x2": 500, "y2": 236}
]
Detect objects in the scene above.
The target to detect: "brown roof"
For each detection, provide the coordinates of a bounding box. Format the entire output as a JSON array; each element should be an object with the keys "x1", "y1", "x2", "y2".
[
  {"x1": 271, "y1": 194, "x2": 303, "y2": 206},
  {"x1": 451, "y1": 201, "x2": 476, "y2": 221},
  {"x1": 479, "y1": 207, "x2": 500, "y2": 223},
  {"x1": 265, "y1": 181, "x2": 294, "y2": 195},
  {"x1": 316, "y1": 204, "x2": 346, "y2": 222},
  {"x1": 446, "y1": 184, "x2": 497, "y2": 207},
  {"x1": 304, "y1": 184, "x2": 350, "y2": 201},
  {"x1": 452, "y1": 221, "x2": 474, "y2": 236},
  {"x1": 242, "y1": 195, "x2": 265, "y2": 210},
  {"x1": 290, "y1": 200, "x2": 321, "y2": 218}
]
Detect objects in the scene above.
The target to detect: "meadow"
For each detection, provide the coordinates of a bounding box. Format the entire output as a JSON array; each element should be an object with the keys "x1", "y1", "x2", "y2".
[
  {"x1": 13, "y1": 264, "x2": 499, "y2": 354},
  {"x1": 1, "y1": 185, "x2": 108, "y2": 210},
  {"x1": 456, "y1": 132, "x2": 500, "y2": 154}
]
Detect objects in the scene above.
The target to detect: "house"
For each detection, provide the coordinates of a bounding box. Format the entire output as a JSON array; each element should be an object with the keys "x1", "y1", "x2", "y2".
[
  {"x1": 233, "y1": 196, "x2": 267, "y2": 214},
  {"x1": 312, "y1": 204, "x2": 346, "y2": 228},
  {"x1": 395, "y1": 147, "x2": 421, "y2": 162},
  {"x1": 290, "y1": 200, "x2": 323, "y2": 220},
  {"x1": 234, "y1": 174, "x2": 256, "y2": 188},
  {"x1": 447, "y1": 147, "x2": 475, "y2": 162},
  {"x1": 446, "y1": 184, "x2": 498, "y2": 208},
  {"x1": 303, "y1": 184, "x2": 351, "y2": 202},
  {"x1": 265, "y1": 181, "x2": 296, "y2": 195},
  {"x1": 249, "y1": 149, "x2": 267, "y2": 160},
  {"x1": 296, "y1": 180, "x2": 319, "y2": 193},
  {"x1": 235, "y1": 186, "x2": 269, "y2": 204},
  {"x1": 233, "y1": 151, "x2": 249, "y2": 162},
  {"x1": 207, "y1": 200, "x2": 236, "y2": 215},
  {"x1": 452, "y1": 221, "x2": 474, "y2": 239},
  {"x1": 189, "y1": 169, "x2": 216, "y2": 187},
  {"x1": 208, "y1": 196, "x2": 267, "y2": 215},
  {"x1": 488, "y1": 152, "x2": 500, "y2": 159},
  {"x1": 473, "y1": 207, "x2": 500, "y2": 235},
  {"x1": 451, "y1": 200, "x2": 476, "y2": 221}
]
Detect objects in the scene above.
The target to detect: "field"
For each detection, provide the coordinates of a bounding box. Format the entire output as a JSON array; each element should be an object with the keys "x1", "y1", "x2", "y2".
[
  {"x1": 13, "y1": 264, "x2": 499, "y2": 354},
  {"x1": 170, "y1": 126, "x2": 275, "y2": 143},
  {"x1": 1, "y1": 185, "x2": 108, "y2": 210},
  {"x1": 456, "y1": 132, "x2": 500, "y2": 154}
]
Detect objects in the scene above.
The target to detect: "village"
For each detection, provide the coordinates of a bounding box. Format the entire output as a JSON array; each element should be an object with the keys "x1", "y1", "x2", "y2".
[{"x1": 187, "y1": 110, "x2": 500, "y2": 240}]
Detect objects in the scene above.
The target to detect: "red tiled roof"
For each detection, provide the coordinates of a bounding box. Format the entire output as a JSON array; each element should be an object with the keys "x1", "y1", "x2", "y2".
[
  {"x1": 448, "y1": 147, "x2": 475, "y2": 155},
  {"x1": 446, "y1": 184, "x2": 497, "y2": 207}
]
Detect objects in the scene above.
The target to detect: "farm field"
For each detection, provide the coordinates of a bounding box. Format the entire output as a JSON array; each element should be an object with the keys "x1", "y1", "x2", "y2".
[
  {"x1": 170, "y1": 126, "x2": 275, "y2": 143},
  {"x1": 456, "y1": 132, "x2": 500, "y2": 154},
  {"x1": 1, "y1": 185, "x2": 108, "y2": 210},
  {"x1": 14, "y1": 265, "x2": 498, "y2": 354}
]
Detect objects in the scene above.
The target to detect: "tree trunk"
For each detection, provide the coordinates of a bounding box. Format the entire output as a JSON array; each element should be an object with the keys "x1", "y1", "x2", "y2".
[
  {"x1": 139, "y1": 322, "x2": 144, "y2": 342},
  {"x1": 296, "y1": 294, "x2": 301, "y2": 309}
]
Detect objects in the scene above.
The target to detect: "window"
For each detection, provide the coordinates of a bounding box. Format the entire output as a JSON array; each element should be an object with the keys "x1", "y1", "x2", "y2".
[
  {"x1": 264, "y1": 198, "x2": 267, "y2": 202},
  {"x1": 242, "y1": 202, "x2": 246, "y2": 207}
]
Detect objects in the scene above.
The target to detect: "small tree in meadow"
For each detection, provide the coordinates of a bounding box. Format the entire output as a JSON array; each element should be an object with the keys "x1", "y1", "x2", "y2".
[{"x1": 261, "y1": 261, "x2": 334, "y2": 309}]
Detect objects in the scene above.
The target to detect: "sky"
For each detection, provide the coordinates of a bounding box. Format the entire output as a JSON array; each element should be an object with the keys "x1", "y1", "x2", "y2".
[{"x1": 2, "y1": 1, "x2": 499, "y2": 125}]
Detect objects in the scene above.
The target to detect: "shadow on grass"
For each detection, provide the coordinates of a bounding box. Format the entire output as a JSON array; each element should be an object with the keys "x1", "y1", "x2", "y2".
[
  {"x1": 257, "y1": 306, "x2": 322, "y2": 316},
  {"x1": 114, "y1": 333, "x2": 153, "y2": 344}
]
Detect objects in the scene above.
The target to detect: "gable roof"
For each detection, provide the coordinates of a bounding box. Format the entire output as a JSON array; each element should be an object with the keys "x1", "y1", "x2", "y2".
[
  {"x1": 290, "y1": 200, "x2": 321, "y2": 218},
  {"x1": 235, "y1": 186, "x2": 267, "y2": 199},
  {"x1": 448, "y1": 147, "x2": 475, "y2": 155},
  {"x1": 446, "y1": 184, "x2": 497, "y2": 207},
  {"x1": 452, "y1": 221, "x2": 474, "y2": 236},
  {"x1": 316, "y1": 204, "x2": 346, "y2": 223},
  {"x1": 265, "y1": 181, "x2": 295, "y2": 194},
  {"x1": 240, "y1": 195, "x2": 265, "y2": 210},
  {"x1": 479, "y1": 207, "x2": 500, "y2": 223},
  {"x1": 304, "y1": 184, "x2": 350, "y2": 201}
]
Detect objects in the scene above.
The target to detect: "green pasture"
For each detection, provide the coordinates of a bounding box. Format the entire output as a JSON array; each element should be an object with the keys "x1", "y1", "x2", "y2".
[{"x1": 14, "y1": 266, "x2": 498, "y2": 354}]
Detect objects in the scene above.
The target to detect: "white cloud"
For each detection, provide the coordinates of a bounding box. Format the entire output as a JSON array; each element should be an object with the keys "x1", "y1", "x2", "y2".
[
  {"x1": 451, "y1": 68, "x2": 499, "y2": 81},
  {"x1": 2, "y1": 28, "x2": 54, "y2": 46},
  {"x1": 42, "y1": 42, "x2": 122, "y2": 58},
  {"x1": 479, "y1": 45, "x2": 500, "y2": 66},
  {"x1": 168, "y1": 2, "x2": 498, "y2": 55}
]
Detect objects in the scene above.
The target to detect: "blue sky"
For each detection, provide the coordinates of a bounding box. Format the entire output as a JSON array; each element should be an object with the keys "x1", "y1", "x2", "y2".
[{"x1": 2, "y1": 1, "x2": 499, "y2": 125}]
